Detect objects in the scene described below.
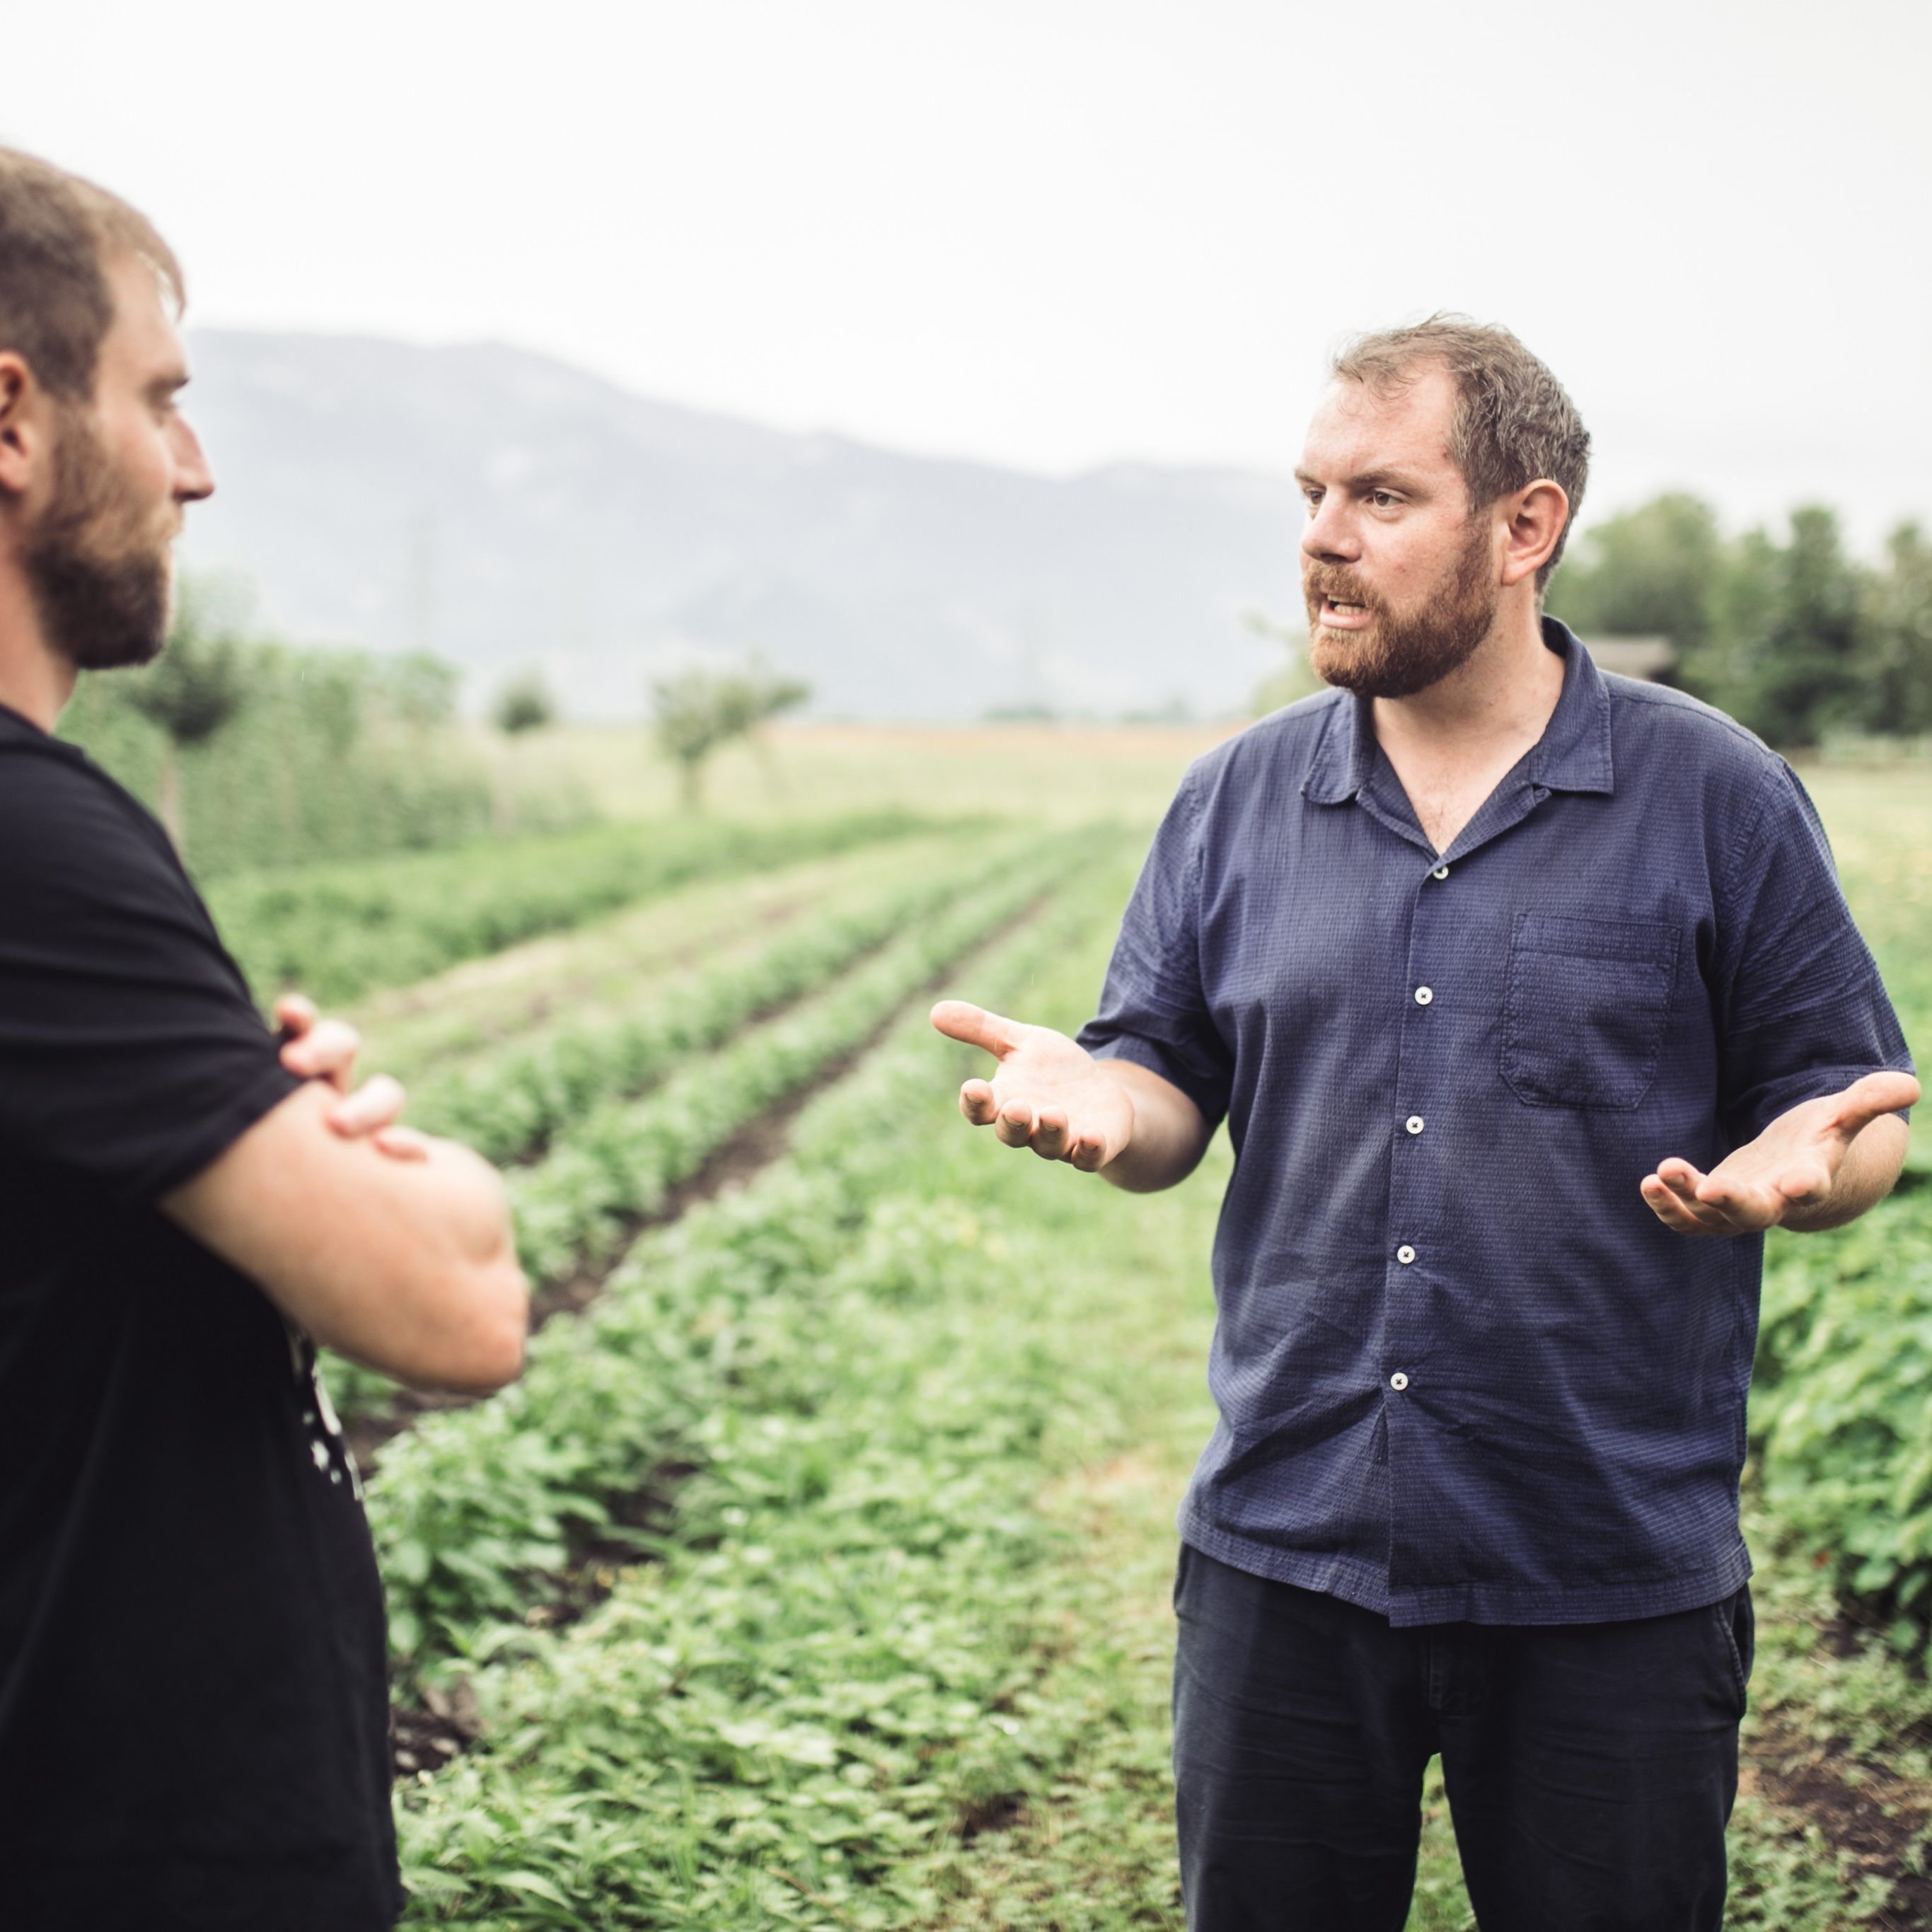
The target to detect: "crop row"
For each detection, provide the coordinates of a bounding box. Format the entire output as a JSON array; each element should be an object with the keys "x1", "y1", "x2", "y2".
[
  {"x1": 321, "y1": 830, "x2": 1087, "y2": 1432},
  {"x1": 408, "y1": 826, "x2": 1041, "y2": 1167},
  {"x1": 1752, "y1": 1181, "x2": 1932, "y2": 1641},
  {"x1": 386, "y1": 856, "x2": 1140, "y2": 1924},
  {"x1": 210, "y1": 808, "x2": 940, "y2": 1006},
  {"x1": 500, "y1": 829, "x2": 1097, "y2": 1292},
  {"x1": 366, "y1": 840, "x2": 1128, "y2": 1669}
]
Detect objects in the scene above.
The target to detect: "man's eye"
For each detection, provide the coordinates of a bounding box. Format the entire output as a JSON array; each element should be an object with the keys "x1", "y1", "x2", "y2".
[{"x1": 1369, "y1": 490, "x2": 1398, "y2": 508}]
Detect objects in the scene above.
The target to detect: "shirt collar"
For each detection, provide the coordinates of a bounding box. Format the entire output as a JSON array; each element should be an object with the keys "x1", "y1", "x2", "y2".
[{"x1": 1302, "y1": 615, "x2": 1614, "y2": 806}]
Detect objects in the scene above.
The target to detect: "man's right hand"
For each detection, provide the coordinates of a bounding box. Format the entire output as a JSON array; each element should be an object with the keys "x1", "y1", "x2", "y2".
[{"x1": 930, "y1": 1000, "x2": 1138, "y2": 1171}]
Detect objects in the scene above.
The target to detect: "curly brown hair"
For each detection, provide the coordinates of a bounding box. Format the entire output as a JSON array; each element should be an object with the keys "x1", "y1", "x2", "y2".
[{"x1": 1333, "y1": 315, "x2": 1590, "y2": 589}]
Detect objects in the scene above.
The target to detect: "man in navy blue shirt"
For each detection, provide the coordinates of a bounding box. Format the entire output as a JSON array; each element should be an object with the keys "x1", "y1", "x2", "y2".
[{"x1": 933, "y1": 317, "x2": 1916, "y2": 1931}]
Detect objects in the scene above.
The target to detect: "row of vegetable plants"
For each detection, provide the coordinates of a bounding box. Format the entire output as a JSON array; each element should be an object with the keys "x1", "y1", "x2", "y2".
[
  {"x1": 212, "y1": 808, "x2": 943, "y2": 1006},
  {"x1": 361, "y1": 832, "x2": 978, "y2": 1089},
  {"x1": 323, "y1": 828, "x2": 1085, "y2": 1431},
  {"x1": 1749, "y1": 1183, "x2": 1932, "y2": 1639},
  {"x1": 405, "y1": 826, "x2": 1043, "y2": 1165},
  {"x1": 384, "y1": 851, "x2": 1145, "y2": 1926},
  {"x1": 498, "y1": 831, "x2": 1092, "y2": 1292},
  {"x1": 364, "y1": 832, "x2": 1126, "y2": 1670},
  {"x1": 1742, "y1": 831, "x2": 1932, "y2": 1650},
  {"x1": 332, "y1": 828, "x2": 1092, "y2": 1437}
]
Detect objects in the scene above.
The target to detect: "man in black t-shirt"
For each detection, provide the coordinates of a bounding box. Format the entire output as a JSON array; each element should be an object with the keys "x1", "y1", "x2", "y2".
[{"x1": 0, "y1": 150, "x2": 529, "y2": 1931}]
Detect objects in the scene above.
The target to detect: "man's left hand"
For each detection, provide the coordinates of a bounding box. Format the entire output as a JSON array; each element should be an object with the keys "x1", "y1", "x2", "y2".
[
  {"x1": 1642, "y1": 1069, "x2": 1919, "y2": 1236},
  {"x1": 274, "y1": 994, "x2": 428, "y2": 1162}
]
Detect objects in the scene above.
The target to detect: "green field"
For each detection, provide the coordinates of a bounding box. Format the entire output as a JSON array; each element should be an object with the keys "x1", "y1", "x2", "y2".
[{"x1": 291, "y1": 728, "x2": 1932, "y2": 1928}]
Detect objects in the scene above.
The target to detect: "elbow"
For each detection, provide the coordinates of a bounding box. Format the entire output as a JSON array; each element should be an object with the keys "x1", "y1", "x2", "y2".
[
  {"x1": 449, "y1": 1261, "x2": 531, "y2": 1394},
  {"x1": 396, "y1": 1256, "x2": 530, "y2": 1396}
]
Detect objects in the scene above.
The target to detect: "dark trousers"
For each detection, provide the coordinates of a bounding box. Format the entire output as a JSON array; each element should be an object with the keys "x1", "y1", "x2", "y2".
[{"x1": 1172, "y1": 1544, "x2": 1752, "y2": 1932}]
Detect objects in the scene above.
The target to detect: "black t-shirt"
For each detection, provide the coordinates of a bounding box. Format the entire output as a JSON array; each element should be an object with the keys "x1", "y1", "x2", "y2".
[{"x1": 0, "y1": 708, "x2": 400, "y2": 1931}]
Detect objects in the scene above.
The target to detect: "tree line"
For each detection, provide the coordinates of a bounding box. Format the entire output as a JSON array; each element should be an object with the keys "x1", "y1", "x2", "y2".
[
  {"x1": 1548, "y1": 497, "x2": 1932, "y2": 751},
  {"x1": 61, "y1": 577, "x2": 591, "y2": 877}
]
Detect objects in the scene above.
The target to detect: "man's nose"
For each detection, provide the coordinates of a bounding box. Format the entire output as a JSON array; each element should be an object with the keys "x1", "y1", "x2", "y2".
[
  {"x1": 1300, "y1": 497, "x2": 1358, "y2": 565},
  {"x1": 172, "y1": 415, "x2": 215, "y2": 503}
]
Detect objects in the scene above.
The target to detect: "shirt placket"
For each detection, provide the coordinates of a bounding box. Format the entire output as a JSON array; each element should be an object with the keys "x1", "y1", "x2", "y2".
[
  {"x1": 1379, "y1": 852, "x2": 1457, "y2": 1578},
  {"x1": 1360, "y1": 776, "x2": 1552, "y2": 1596}
]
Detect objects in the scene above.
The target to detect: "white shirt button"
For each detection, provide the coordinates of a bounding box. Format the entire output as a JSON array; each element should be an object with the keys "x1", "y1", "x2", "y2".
[
  {"x1": 1404, "y1": 1114, "x2": 1425, "y2": 1135},
  {"x1": 1413, "y1": 986, "x2": 1433, "y2": 1006},
  {"x1": 1389, "y1": 1371, "x2": 1411, "y2": 1392},
  {"x1": 1430, "y1": 864, "x2": 1450, "y2": 881},
  {"x1": 1396, "y1": 1244, "x2": 1417, "y2": 1265}
]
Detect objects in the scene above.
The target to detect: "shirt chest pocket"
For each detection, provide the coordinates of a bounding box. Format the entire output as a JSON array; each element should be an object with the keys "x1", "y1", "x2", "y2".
[{"x1": 1500, "y1": 912, "x2": 1680, "y2": 1110}]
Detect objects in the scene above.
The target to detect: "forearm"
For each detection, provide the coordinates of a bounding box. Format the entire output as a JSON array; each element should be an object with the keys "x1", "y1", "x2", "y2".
[
  {"x1": 1781, "y1": 1115, "x2": 1911, "y2": 1232},
  {"x1": 165, "y1": 1084, "x2": 528, "y2": 1392},
  {"x1": 1099, "y1": 1060, "x2": 1212, "y2": 1193},
  {"x1": 279, "y1": 1134, "x2": 526, "y2": 1389}
]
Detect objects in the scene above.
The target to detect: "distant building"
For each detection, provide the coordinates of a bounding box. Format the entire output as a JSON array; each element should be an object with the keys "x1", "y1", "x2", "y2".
[{"x1": 1578, "y1": 635, "x2": 1675, "y2": 681}]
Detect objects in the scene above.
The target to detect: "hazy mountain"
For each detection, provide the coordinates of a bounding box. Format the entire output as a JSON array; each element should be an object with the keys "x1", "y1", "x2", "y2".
[{"x1": 179, "y1": 330, "x2": 1302, "y2": 721}]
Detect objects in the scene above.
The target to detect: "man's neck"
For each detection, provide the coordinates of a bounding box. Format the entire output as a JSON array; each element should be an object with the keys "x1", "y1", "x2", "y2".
[
  {"x1": 0, "y1": 572, "x2": 76, "y2": 732},
  {"x1": 1367, "y1": 600, "x2": 1566, "y2": 854},
  {"x1": 1370, "y1": 601, "x2": 1563, "y2": 768}
]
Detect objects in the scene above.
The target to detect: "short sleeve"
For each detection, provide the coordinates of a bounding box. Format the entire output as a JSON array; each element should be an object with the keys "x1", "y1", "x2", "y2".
[
  {"x1": 0, "y1": 752, "x2": 301, "y2": 1202},
  {"x1": 1713, "y1": 760, "x2": 1914, "y2": 1143},
  {"x1": 1076, "y1": 770, "x2": 1234, "y2": 1128}
]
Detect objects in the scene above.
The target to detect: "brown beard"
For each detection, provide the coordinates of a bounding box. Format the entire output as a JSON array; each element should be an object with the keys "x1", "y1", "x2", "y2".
[
  {"x1": 23, "y1": 406, "x2": 174, "y2": 671},
  {"x1": 1304, "y1": 518, "x2": 1498, "y2": 700}
]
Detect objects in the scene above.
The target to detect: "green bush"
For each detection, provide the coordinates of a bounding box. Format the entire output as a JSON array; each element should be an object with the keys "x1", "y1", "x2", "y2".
[
  {"x1": 1751, "y1": 1188, "x2": 1932, "y2": 1637},
  {"x1": 59, "y1": 642, "x2": 551, "y2": 877}
]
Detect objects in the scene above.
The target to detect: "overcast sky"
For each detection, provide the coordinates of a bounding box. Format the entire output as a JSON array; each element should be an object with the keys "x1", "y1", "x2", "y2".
[{"x1": 7, "y1": 0, "x2": 1928, "y2": 548}]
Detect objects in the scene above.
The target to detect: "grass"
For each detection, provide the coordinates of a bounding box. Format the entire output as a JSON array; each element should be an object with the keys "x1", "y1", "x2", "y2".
[{"x1": 492, "y1": 720, "x2": 1237, "y2": 828}]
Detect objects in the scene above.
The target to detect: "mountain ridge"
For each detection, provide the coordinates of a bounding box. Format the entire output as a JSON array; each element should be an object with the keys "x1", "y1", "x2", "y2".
[{"x1": 180, "y1": 328, "x2": 1302, "y2": 719}]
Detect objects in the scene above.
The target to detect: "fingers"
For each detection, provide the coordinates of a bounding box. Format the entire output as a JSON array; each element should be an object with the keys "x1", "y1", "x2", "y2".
[
  {"x1": 325, "y1": 1072, "x2": 406, "y2": 1139},
  {"x1": 1641, "y1": 1158, "x2": 1736, "y2": 1236},
  {"x1": 956, "y1": 1082, "x2": 1094, "y2": 1166},
  {"x1": 931, "y1": 1000, "x2": 1024, "y2": 1058},
  {"x1": 1834, "y1": 1070, "x2": 1922, "y2": 1135},
  {"x1": 272, "y1": 993, "x2": 318, "y2": 1038},
  {"x1": 371, "y1": 1124, "x2": 432, "y2": 1163},
  {"x1": 959, "y1": 1078, "x2": 999, "y2": 1125},
  {"x1": 1067, "y1": 1132, "x2": 1111, "y2": 1173},
  {"x1": 281, "y1": 1016, "x2": 362, "y2": 1091},
  {"x1": 1030, "y1": 1106, "x2": 1072, "y2": 1162}
]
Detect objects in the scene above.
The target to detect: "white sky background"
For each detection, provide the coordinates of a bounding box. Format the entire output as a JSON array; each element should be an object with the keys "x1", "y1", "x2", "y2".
[{"x1": 5, "y1": 0, "x2": 1928, "y2": 549}]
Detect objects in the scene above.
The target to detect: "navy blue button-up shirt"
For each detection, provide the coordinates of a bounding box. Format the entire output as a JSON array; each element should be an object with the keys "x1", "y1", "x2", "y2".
[{"x1": 1080, "y1": 620, "x2": 1912, "y2": 1626}]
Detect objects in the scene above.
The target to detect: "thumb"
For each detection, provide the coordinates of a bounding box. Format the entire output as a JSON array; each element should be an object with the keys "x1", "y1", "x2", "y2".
[
  {"x1": 930, "y1": 1000, "x2": 1025, "y2": 1058},
  {"x1": 1834, "y1": 1069, "x2": 1921, "y2": 1135}
]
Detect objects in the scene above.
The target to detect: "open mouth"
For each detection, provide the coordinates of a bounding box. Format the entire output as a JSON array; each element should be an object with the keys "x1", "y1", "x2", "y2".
[{"x1": 1317, "y1": 595, "x2": 1374, "y2": 629}]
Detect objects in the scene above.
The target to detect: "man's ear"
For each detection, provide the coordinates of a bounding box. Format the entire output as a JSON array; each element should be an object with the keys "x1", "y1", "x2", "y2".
[
  {"x1": 1500, "y1": 479, "x2": 1570, "y2": 590},
  {"x1": 0, "y1": 354, "x2": 47, "y2": 502}
]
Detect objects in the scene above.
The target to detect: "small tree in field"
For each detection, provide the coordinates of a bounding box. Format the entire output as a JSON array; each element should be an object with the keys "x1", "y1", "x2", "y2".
[
  {"x1": 123, "y1": 576, "x2": 250, "y2": 850},
  {"x1": 650, "y1": 658, "x2": 811, "y2": 809},
  {"x1": 492, "y1": 670, "x2": 557, "y2": 738},
  {"x1": 490, "y1": 669, "x2": 557, "y2": 833},
  {"x1": 723, "y1": 659, "x2": 811, "y2": 795}
]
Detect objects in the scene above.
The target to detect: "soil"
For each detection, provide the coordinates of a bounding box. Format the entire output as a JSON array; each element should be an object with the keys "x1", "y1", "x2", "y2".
[{"x1": 1744, "y1": 1703, "x2": 1932, "y2": 1926}]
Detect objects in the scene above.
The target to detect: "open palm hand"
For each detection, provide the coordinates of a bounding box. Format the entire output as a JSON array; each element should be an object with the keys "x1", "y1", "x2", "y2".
[
  {"x1": 1641, "y1": 1070, "x2": 1919, "y2": 1236},
  {"x1": 930, "y1": 1000, "x2": 1136, "y2": 1171}
]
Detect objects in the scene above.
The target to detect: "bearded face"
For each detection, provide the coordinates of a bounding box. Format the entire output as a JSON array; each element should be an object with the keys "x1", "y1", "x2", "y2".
[
  {"x1": 1303, "y1": 509, "x2": 1499, "y2": 700},
  {"x1": 23, "y1": 403, "x2": 176, "y2": 672}
]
